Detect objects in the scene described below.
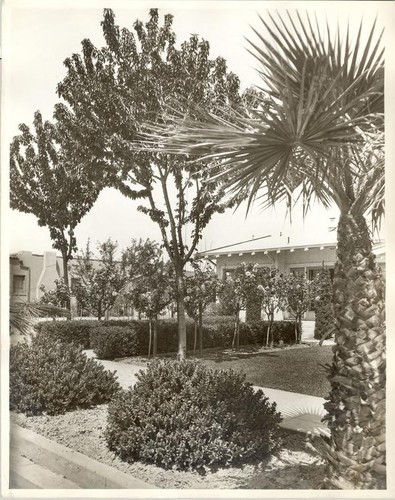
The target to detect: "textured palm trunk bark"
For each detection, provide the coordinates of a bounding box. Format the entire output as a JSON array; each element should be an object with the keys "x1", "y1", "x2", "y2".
[{"x1": 322, "y1": 213, "x2": 386, "y2": 489}]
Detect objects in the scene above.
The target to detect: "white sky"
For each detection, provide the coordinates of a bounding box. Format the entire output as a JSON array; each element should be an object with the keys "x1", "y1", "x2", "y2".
[{"x1": 2, "y1": 0, "x2": 390, "y2": 257}]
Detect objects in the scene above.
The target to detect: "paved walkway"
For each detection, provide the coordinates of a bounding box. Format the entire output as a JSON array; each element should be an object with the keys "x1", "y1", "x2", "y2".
[{"x1": 85, "y1": 350, "x2": 329, "y2": 437}]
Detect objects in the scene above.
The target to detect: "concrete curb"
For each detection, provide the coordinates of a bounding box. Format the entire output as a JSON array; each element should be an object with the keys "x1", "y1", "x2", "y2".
[{"x1": 10, "y1": 423, "x2": 157, "y2": 489}]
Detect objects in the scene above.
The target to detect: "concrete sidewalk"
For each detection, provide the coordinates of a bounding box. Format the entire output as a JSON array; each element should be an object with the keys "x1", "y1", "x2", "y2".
[{"x1": 86, "y1": 350, "x2": 329, "y2": 437}]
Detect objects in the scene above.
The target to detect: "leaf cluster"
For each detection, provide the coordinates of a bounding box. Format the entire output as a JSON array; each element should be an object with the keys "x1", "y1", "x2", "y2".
[{"x1": 106, "y1": 359, "x2": 282, "y2": 471}]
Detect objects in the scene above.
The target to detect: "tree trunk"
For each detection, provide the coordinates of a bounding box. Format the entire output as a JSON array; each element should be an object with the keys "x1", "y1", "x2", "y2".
[
  {"x1": 193, "y1": 319, "x2": 197, "y2": 356},
  {"x1": 153, "y1": 316, "x2": 158, "y2": 358},
  {"x1": 232, "y1": 309, "x2": 239, "y2": 350},
  {"x1": 176, "y1": 269, "x2": 187, "y2": 360},
  {"x1": 97, "y1": 302, "x2": 102, "y2": 321},
  {"x1": 322, "y1": 213, "x2": 386, "y2": 489},
  {"x1": 61, "y1": 249, "x2": 71, "y2": 311},
  {"x1": 148, "y1": 320, "x2": 152, "y2": 358},
  {"x1": 198, "y1": 306, "x2": 203, "y2": 356}
]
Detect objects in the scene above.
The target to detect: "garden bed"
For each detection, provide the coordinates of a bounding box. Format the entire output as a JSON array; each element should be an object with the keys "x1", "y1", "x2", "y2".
[
  {"x1": 120, "y1": 344, "x2": 333, "y2": 398},
  {"x1": 11, "y1": 405, "x2": 327, "y2": 489}
]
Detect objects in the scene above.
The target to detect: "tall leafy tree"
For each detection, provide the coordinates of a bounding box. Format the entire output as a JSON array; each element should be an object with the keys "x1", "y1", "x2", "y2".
[
  {"x1": 10, "y1": 111, "x2": 103, "y2": 306},
  {"x1": 146, "y1": 11, "x2": 385, "y2": 488},
  {"x1": 54, "y1": 8, "x2": 252, "y2": 359},
  {"x1": 74, "y1": 239, "x2": 128, "y2": 320}
]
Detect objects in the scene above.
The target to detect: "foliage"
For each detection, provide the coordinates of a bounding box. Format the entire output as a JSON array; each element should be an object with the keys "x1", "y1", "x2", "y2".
[
  {"x1": 10, "y1": 302, "x2": 70, "y2": 336},
  {"x1": 55, "y1": 8, "x2": 255, "y2": 359},
  {"x1": 10, "y1": 111, "x2": 103, "y2": 294},
  {"x1": 10, "y1": 335, "x2": 120, "y2": 416},
  {"x1": 74, "y1": 239, "x2": 128, "y2": 320},
  {"x1": 312, "y1": 267, "x2": 335, "y2": 340},
  {"x1": 106, "y1": 359, "x2": 282, "y2": 471},
  {"x1": 257, "y1": 267, "x2": 287, "y2": 347},
  {"x1": 35, "y1": 320, "x2": 94, "y2": 348},
  {"x1": 90, "y1": 325, "x2": 138, "y2": 360},
  {"x1": 39, "y1": 278, "x2": 70, "y2": 310},
  {"x1": 146, "y1": 10, "x2": 385, "y2": 488},
  {"x1": 123, "y1": 239, "x2": 174, "y2": 357},
  {"x1": 282, "y1": 272, "x2": 313, "y2": 344},
  {"x1": 184, "y1": 260, "x2": 219, "y2": 354},
  {"x1": 218, "y1": 263, "x2": 263, "y2": 350}
]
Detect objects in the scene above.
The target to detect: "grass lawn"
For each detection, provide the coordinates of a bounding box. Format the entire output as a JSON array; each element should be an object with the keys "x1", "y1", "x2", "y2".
[{"x1": 198, "y1": 345, "x2": 333, "y2": 398}]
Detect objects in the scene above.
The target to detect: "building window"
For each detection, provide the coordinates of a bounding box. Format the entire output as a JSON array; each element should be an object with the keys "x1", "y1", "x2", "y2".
[
  {"x1": 223, "y1": 269, "x2": 235, "y2": 280},
  {"x1": 13, "y1": 275, "x2": 25, "y2": 294},
  {"x1": 289, "y1": 267, "x2": 305, "y2": 277}
]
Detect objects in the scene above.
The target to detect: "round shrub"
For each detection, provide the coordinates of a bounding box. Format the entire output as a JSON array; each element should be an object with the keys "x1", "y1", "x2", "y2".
[
  {"x1": 106, "y1": 359, "x2": 282, "y2": 471},
  {"x1": 10, "y1": 335, "x2": 120, "y2": 416},
  {"x1": 90, "y1": 325, "x2": 138, "y2": 360}
]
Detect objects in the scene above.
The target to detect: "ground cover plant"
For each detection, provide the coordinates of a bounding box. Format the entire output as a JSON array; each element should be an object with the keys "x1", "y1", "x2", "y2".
[
  {"x1": 106, "y1": 359, "x2": 282, "y2": 471},
  {"x1": 10, "y1": 335, "x2": 120, "y2": 415}
]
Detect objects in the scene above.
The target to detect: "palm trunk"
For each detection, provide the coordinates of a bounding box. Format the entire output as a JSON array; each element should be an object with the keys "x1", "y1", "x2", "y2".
[{"x1": 322, "y1": 213, "x2": 385, "y2": 489}]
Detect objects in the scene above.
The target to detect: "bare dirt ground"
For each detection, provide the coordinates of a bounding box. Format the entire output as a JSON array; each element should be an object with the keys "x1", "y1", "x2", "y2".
[{"x1": 11, "y1": 405, "x2": 327, "y2": 489}]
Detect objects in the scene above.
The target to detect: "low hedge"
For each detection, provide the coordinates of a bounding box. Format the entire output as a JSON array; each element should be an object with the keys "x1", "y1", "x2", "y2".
[
  {"x1": 106, "y1": 359, "x2": 282, "y2": 471},
  {"x1": 10, "y1": 335, "x2": 120, "y2": 416},
  {"x1": 34, "y1": 317, "x2": 297, "y2": 357},
  {"x1": 34, "y1": 320, "x2": 92, "y2": 348},
  {"x1": 90, "y1": 325, "x2": 138, "y2": 360}
]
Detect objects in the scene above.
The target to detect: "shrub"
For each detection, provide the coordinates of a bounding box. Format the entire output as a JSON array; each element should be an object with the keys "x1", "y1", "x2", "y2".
[
  {"x1": 90, "y1": 325, "x2": 138, "y2": 360},
  {"x1": 239, "y1": 320, "x2": 296, "y2": 346},
  {"x1": 106, "y1": 359, "x2": 282, "y2": 471},
  {"x1": 10, "y1": 335, "x2": 120, "y2": 416},
  {"x1": 34, "y1": 320, "x2": 93, "y2": 348}
]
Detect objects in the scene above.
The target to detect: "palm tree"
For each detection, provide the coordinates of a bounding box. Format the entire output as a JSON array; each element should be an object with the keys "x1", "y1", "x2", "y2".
[{"x1": 144, "y1": 12, "x2": 385, "y2": 489}]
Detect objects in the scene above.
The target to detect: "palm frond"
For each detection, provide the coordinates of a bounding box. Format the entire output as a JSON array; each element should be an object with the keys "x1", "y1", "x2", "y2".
[
  {"x1": 10, "y1": 302, "x2": 70, "y2": 336},
  {"x1": 140, "y1": 10, "x2": 384, "y2": 218}
]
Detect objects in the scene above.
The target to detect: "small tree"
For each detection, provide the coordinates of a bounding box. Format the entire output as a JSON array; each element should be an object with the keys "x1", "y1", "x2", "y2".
[
  {"x1": 312, "y1": 267, "x2": 336, "y2": 343},
  {"x1": 39, "y1": 278, "x2": 70, "y2": 318},
  {"x1": 127, "y1": 262, "x2": 174, "y2": 357},
  {"x1": 10, "y1": 112, "x2": 103, "y2": 307},
  {"x1": 257, "y1": 268, "x2": 286, "y2": 347},
  {"x1": 184, "y1": 260, "x2": 219, "y2": 355},
  {"x1": 219, "y1": 263, "x2": 261, "y2": 351},
  {"x1": 283, "y1": 272, "x2": 312, "y2": 344},
  {"x1": 74, "y1": 239, "x2": 128, "y2": 320},
  {"x1": 123, "y1": 238, "x2": 174, "y2": 357}
]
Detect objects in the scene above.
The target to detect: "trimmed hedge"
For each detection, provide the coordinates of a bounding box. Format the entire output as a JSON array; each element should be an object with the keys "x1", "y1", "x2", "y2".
[
  {"x1": 34, "y1": 317, "x2": 296, "y2": 356},
  {"x1": 35, "y1": 320, "x2": 92, "y2": 348},
  {"x1": 90, "y1": 325, "x2": 138, "y2": 360},
  {"x1": 106, "y1": 359, "x2": 282, "y2": 471},
  {"x1": 10, "y1": 335, "x2": 120, "y2": 416}
]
